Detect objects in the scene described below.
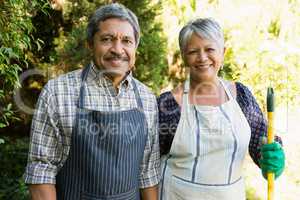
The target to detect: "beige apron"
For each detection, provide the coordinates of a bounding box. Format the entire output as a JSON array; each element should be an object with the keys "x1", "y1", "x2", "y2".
[{"x1": 160, "y1": 79, "x2": 251, "y2": 200}]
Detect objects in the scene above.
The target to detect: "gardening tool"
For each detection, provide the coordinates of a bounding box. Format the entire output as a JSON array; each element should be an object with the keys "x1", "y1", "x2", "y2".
[{"x1": 267, "y1": 87, "x2": 275, "y2": 200}]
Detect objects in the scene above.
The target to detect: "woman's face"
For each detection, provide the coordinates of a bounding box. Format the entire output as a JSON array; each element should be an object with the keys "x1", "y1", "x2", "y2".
[{"x1": 184, "y1": 33, "x2": 225, "y2": 83}]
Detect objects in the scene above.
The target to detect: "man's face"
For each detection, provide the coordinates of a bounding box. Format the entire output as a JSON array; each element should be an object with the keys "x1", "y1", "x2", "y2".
[{"x1": 90, "y1": 18, "x2": 136, "y2": 77}]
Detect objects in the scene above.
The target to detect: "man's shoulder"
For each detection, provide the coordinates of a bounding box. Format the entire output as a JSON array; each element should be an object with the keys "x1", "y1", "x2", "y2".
[
  {"x1": 45, "y1": 69, "x2": 82, "y2": 93},
  {"x1": 131, "y1": 77, "x2": 155, "y2": 98},
  {"x1": 131, "y1": 77, "x2": 157, "y2": 110}
]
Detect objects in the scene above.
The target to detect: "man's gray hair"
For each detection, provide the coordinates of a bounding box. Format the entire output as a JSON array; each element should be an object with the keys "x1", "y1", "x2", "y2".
[
  {"x1": 179, "y1": 18, "x2": 224, "y2": 54},
  {"x1": 87, "y1": 3, "x2": 140, "y2": 47}
]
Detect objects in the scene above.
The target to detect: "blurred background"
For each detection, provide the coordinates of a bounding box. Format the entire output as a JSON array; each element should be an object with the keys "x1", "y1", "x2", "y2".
[{"x1": 0, "y1": 0, "x2": 299, "y2": 199}]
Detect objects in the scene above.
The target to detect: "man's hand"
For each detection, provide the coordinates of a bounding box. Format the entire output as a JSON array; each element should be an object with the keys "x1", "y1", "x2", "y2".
[
  {"x1": 140, "y1": 185, "x2": 158, "y2": 200},
  {"x1": 259, "y1": 142, "x2": 285, "y2": 179},
  {"x1": 29, "y1": 184, "x2": 56, "y2": 200}
]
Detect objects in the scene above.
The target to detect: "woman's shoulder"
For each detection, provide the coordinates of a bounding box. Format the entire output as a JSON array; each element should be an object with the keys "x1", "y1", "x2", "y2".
[
  {"x1": 157, "y1": 86, "x2": 182, "y2": 121},
  {"x1": 157, "y1": 90, "x2": 180, "y2": 112},
  {"x1": 221, "y1": 79, "x2": 257, "y2": 109},
  {"x1": 235, "y1": 82, "x2": 252, "y2": 96},
  {"x1": 158, "y1": 84, "x2": 183, "y2": 106},
  {"x1": 157, "y1": 91, "x2": 174, "y2": 105},
  {"x1": 221, "y1": 78, "x2": 253, "y2": 100},
  {"x1": 233, "y1": 81, "x2": 264, "y2": 118},
  {"x1": 234, "y1": 82, "x2": 256, "y2": 104}
]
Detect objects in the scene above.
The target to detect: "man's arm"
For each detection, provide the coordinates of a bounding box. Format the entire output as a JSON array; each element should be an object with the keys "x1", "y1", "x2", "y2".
[
  {"x1": 140, "y1": 185, "x2": 158, "y2": 200},
  {"x1": 24, "y1": 82, "x2": 63, "y2": 196},
  {"x1": 29, "y1": 184, "x2": 56, "y2": 200},
  {"x1": 138, "y1": 93, "x2": 160, "y2": 200}
]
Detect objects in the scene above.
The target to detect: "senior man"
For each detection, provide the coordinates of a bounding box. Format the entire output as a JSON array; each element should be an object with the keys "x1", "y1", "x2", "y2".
[{"x1": 24, "y1": 3, "x2": 160, "y2": 200}]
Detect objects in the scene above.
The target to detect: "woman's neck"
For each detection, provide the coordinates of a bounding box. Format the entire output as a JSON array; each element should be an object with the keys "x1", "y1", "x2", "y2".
[
  {"x1": 189, "y1": 78, "x2": 220, "y2": 95},
  {"x1": 188, "y1": 77, "x2": 228, "y2": 105}
]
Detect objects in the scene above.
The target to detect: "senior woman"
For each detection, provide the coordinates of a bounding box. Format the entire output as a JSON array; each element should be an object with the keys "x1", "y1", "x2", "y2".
[{"x1": 158, "y1": 18, "x2": 285, "y2": 200}]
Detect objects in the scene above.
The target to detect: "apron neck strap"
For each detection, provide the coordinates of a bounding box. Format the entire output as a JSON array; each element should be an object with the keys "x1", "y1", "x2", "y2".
[
  {"x1": 218, "y1": 78, "x2": 234, "y2": 100},
  {"x1": 78, "y1": 64, "x2": 91, "y2": 108},
  {"x1": 131, "y1": 79, "x2": 143, "y2": 110},
  {"x1": 182, "y1": 79, "x2": 190, "y2": 107},
  {"x1": 78, "y1": 64, "x2": 144, "y2": 110}
]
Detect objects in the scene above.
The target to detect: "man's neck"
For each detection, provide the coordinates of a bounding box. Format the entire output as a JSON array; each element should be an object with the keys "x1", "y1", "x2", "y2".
[
  {"x1": 103, "y1": 71, "x2": 130, "y2": 92},
  {"x1": 92, "y1": 62, "x2": 130, "y2": 90},
  {"x1": 105, "y1": 73, "x2": 125, "y2": 90}
]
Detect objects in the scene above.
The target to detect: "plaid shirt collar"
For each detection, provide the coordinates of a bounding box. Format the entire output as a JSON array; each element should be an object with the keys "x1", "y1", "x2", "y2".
[{"x1": 87, "y1": 62, "x2": 133, "y2": 92}]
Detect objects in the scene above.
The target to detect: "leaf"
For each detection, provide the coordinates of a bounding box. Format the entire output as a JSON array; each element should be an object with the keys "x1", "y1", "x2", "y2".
[
  {"x1": 0, "y1": 138, "x2": 4, "y2": 144},
  {"x1": 189, "y1": 0, "x2": 196, "y2": 11},
  {"x1": 0, "y1": 123, "x2": 7, "y2": 128},
  {"x1": 7, "y1": 103, "x2": 12, "y2": 110}
]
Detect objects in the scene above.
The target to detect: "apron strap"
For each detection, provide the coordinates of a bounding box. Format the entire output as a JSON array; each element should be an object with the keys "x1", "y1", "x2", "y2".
[
  {"x1": 78, "y1": 64, "x2": 91, "y2": 108},
  {"x1": 180, "y1": 79, "x2": 190, "y2": 118},
  {"x1": 219, "y1": 78, "x2": 234, "y2": 101},
  {"x1": 183, "y1": 79, "x2": 189, "y2": 105},
  {"x1": 78, "y1": 63, "x2": 143, "y2": 110},
  {"x1": 131, "y1": 79, "x2": 144, "y2": 110},
  {"x1": 183, "y1": 78, "x2": 189, "y2": 94}
]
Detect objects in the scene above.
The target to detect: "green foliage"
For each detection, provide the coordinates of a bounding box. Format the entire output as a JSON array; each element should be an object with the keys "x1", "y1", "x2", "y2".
[
  {"x1": 52, "y1": 0, "x2": 168, "y2": 93},
  {"x1": 120, "y1": 0, "x2": 168, "y2": 92},
  {"x1": 189, "y1": 0, "x2": 196, "y2": 11},
  {"x1": 163, "y1": 0, "x2": 300, "y2": 109},
  {"x1": 268, "y1": 19, "x2": 281, "y2": 38},
  {"x1": 0, "y1": 0, "x2": 49, "y2": 128},
  {"x1": 0, "y1": 137, "x2": 30, "y2": 199},
  {"x1": 54, "y1": 21, "x2": 90, "y2": 70}
]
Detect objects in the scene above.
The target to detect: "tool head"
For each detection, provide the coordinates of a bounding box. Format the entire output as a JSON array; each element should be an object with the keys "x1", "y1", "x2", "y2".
[{"x1": 267, "y1": 87, "x2": 275, "y2": 112}]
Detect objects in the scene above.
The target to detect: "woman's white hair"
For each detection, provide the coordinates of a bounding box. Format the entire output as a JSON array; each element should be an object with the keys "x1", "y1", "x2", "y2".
[{"x1": 179, "y1": 18, "x2": 224, "y2": 54}]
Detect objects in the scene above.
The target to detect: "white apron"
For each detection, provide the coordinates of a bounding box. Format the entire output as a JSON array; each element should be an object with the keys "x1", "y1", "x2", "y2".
[{"x1": 160, "y1": 79, "x2": 251, "y2": 200}]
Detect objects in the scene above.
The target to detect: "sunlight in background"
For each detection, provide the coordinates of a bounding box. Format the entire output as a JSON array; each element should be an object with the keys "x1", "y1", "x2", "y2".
[
  {"x1": 161, "y1": 0, "x2": 300, "y2": 107},
  {"x1": 160, "y1": 0, "x2": 300, "y2": 199}
]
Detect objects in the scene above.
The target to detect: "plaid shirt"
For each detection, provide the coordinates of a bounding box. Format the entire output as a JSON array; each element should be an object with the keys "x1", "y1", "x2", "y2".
[
  {"x1": 158, "y1": 82, "x2": 282, "y2": 166},
  {"x1": 24, "y1": 63, "x2": 160, "y2": 188}
]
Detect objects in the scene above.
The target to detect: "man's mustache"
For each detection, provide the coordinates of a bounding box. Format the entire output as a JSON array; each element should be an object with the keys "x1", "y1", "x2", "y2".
[{"x1": 104, "y1": 54, "x2": 129, "y2": 61}]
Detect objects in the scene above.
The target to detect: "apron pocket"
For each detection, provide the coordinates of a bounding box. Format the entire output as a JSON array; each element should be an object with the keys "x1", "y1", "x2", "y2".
[
  {"x1": 171, "y1": 175, "x2": 245, "y2": 200},
  {"x1": 81, "y1": 188, "x2": 137, "y2": 200}
]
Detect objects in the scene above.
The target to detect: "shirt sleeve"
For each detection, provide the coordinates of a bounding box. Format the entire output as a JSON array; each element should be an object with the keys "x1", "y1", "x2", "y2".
[
  {"x1": 138, "y1": 96, "x2": 161, "y2": 188},
  {"x1": 236, "y1": 82, "x2": 282, "y2": 167},
  {"x1": 24, "y1": 82, "x2": 63, "y2": 184}
]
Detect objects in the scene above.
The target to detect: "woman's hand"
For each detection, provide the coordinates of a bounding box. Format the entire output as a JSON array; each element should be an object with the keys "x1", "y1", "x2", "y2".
[{"x1": 259, "y1": 142, "x2": 285, "y2": 179}]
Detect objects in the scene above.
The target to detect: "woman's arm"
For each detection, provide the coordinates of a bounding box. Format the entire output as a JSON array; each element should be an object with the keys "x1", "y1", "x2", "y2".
[
  {"x1": 235, "y1": 82, "x2": 282, "y2": 166},
  {"x1": 157, "y1": 91, "x2": 181, "y2": 156}
]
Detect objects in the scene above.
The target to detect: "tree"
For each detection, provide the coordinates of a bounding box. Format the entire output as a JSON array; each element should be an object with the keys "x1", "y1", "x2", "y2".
[
  {"x1": 162, "y1": 0, "x2": 300, "y2": 110},
  {"x1": 52, "y1": 0, "x2": 168, "y2": 93},
  {"x1": 0, "y1": 0, "x2": 49, "y2": 129},
  {"x1": 0, "y1": 0, "x2": 168, "y2": 136},
  {"x1": 0, "y1": 1, "x2": 49, "y2": 198}
]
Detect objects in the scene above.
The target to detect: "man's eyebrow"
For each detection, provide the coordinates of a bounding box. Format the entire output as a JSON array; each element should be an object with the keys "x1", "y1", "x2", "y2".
[{"x1": 99, "y1": 33, "x2": 114, "y2": 37}]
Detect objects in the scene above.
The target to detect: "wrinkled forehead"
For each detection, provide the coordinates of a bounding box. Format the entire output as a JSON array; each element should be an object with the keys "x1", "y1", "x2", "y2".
[{"x1": 97, "y1": 18, "x2": 135, "y2": 38}]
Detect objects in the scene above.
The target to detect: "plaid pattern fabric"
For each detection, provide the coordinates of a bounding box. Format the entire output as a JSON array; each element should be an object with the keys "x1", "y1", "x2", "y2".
[
  {"x1": 24, "y1": 63, "x2": 160, "y2": 188},
  {"x1": 157, "y1": 82, "x2": 282, "y2": 166}
]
